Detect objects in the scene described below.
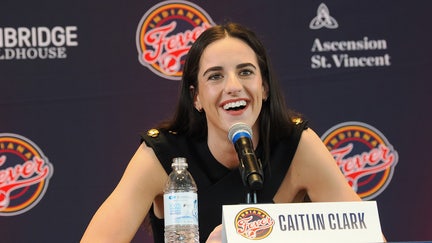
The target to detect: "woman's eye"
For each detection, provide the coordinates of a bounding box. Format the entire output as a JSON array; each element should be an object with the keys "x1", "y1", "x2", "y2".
[
  {"x1": 239, "y1": 69, "x2": 253, "y2": 76},
  {"x1": 208, "y1": 73, "x2": 223, "y2": 80}
]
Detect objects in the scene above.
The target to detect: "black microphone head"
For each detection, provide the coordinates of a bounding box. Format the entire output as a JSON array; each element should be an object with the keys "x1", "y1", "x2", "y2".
[
  {"x1": 228, "y1": 122, "x2": 264, "y2": 193},
  {"x1": 228, "y1": 123, "x2": 253, "y2": 143}
]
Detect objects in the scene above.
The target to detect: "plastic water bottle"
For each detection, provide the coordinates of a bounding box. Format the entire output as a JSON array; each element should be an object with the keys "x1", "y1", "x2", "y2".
[{"x1": 164, "y1": 157, "x2": 199, "y2": 243}]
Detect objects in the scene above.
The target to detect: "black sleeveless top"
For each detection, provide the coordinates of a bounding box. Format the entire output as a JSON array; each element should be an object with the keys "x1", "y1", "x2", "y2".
[{"x1": 141, "y1": 121, "x2": 308, "y2": 243}]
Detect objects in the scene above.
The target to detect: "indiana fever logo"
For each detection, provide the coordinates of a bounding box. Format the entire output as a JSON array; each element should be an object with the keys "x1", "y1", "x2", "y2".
[
  {"x1": 136, "y1": 0, "x2": 215, "y2": 80},
  {"x1": 321, "y1": 122, "x2": 398, "y2": 200},
  {"x1": 0, "y1": 133, "x2": 53, "y2": 216},
  {"x1": 235, "y1": 207, "x2": 275, "y2": 240}
]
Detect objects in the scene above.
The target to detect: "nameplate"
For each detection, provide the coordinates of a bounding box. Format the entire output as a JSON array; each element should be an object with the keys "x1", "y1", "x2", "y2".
[{"x1": 222, "y1": 201, "x2": 383, "y2": 243}]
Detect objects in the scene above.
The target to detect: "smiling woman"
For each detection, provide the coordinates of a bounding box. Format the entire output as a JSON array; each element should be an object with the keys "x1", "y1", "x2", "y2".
[
  {"x1": 81, "y1": 22, "x2": 366, "y2": 243},
  {"x1": 192, "y1": 36, "x2": 267, "y2": 145}
]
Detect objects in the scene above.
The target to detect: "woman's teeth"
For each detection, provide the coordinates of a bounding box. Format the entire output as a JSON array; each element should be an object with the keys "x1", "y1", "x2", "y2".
[{"x1": 223, "y1": 100, "x2": 247, "y2": 110}]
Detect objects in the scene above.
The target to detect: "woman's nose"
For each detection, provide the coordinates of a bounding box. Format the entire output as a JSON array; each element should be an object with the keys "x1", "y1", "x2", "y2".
[{"x1": 224, "y1": 74, "x2": 242, "y2": 94}]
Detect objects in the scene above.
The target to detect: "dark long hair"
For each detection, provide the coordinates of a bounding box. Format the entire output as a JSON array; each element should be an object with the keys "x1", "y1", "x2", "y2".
[{"x1": 158, "y1": 22, "x2": 299, "y2": 164}]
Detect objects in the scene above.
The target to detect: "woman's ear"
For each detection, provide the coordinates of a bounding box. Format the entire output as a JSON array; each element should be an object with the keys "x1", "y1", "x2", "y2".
[
  {"x1": 190, "y1": 85, "x2": 203, "y2": 112},
  {"x1": 262, "y1": 80, "x2": 269, "y2": 101}
]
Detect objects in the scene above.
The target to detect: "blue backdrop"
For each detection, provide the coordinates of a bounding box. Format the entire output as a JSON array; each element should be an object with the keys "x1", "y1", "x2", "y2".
[{"x1": 1, "y1": 1, "x2": 431, "y2": 242}]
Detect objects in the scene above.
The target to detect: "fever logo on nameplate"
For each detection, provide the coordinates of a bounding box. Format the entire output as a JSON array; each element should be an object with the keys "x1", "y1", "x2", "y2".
[
  {"x1": 235, "y1": 207, "x2": 275, "y2": 240},
  {"x1": 0, "y1": 133, "x2": 54, "y2": 216},
  {"x1": 136, "y1": 0, "x2": 215, "y2": 80},
  {"x1": 321, "y1": 121, "x2": 398, "y2": 200}
]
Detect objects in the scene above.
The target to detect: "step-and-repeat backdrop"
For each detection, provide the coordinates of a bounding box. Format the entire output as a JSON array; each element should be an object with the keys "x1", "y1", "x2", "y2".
[{"x1": 1, "y1": 1, "x2": 431, "y2": 242}]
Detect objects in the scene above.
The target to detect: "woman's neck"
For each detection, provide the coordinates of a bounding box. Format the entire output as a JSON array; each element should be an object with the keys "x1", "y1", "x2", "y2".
[
  {"x1": 207, "y1": 134, "x2": 239, "y2": 169},
  {"x1": 206, "y1": 125, "x2": 260, "y2": 169}
]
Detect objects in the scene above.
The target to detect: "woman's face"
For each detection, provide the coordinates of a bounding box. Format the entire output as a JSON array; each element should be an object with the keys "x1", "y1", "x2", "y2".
[{"x1": 194, "y1": 36, "x2": 268, "y2": 139}]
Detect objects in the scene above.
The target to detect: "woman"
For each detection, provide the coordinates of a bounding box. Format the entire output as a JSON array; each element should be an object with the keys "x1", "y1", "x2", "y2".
[{"x1": 81, "y1": 22, "x2": 361, "y2": 242}]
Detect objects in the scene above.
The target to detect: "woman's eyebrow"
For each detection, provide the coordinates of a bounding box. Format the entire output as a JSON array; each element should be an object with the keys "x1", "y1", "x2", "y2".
[
  {"x1": 237, "y1": 63, "x2": 257, "y2": 69},
  {"x1": 202, "y1": 66, "x2": 223, "y2": 77}
]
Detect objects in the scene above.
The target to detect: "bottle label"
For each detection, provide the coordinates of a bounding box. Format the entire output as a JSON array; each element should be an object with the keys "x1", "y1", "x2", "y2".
[{"x1": 164, "y1": 192, "x2": 198, "y2": 226}]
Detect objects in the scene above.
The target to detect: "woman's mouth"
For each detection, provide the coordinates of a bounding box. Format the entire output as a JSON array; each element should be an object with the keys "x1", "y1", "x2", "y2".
[{"x1": 223, "y1": 100, "x2": 247, "y2": 111}]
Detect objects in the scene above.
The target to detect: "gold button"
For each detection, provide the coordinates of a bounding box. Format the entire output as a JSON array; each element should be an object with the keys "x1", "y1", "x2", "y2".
[
  {"x1": 292, "y1": 117, "x2": 302, "y2": 125},
  {"x1": 147, "y1": 129, "x2": 159, "y2": 138}
]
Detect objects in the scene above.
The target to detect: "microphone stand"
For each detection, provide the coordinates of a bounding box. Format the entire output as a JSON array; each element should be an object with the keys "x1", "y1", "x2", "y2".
[{"x1": 246, "y1": 190, "x2": 258, "y2": 204}]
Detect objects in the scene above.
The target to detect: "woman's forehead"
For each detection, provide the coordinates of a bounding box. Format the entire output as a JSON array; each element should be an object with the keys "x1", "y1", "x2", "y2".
[{"x1": 198, "y1": 37, "x2": 258, "y2": 71}]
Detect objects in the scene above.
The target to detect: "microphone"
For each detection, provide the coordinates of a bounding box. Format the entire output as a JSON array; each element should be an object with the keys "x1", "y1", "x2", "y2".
[{"x1": 228, "y1": 123, "x2": 264, "y2": 190}]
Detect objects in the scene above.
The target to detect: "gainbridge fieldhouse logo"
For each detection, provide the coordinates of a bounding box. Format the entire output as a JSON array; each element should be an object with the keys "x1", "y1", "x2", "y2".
[
  {"x1": 0, "y1": 133, "x2": 53, "y2": 216},
  {"x1": 235, "y1": 207, "x2": 275, "y2": 240},
  {"x1": 136, "y1": 0, "x2": 215, "y2": 80},
  {"x1": 321, "y1": 121, "x2": 398, "y2": 200}
]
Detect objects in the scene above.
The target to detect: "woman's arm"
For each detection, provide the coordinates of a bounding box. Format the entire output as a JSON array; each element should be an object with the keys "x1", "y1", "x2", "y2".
[
  {"x1": 81, "y1": 143, "x2": 167, "y2": 243},
  {"x1": 291, "y1": 128, "x2": 361, "y2": 202}
]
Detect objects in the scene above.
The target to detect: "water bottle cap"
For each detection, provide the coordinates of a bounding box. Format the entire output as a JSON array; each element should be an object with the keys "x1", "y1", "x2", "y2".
[{"x1": 171, "y1": 157, "x2": 188, "y2": 169}]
